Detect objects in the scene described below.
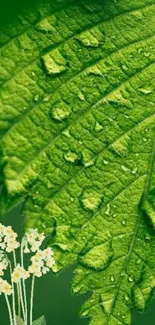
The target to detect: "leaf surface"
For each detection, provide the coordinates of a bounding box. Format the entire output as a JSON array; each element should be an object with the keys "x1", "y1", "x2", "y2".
[
  {"x1": 32, "y1": 315, "x2": 46, "y2": 325},
  {"x1": 0, "y1": 0, "x2": 155, "y2": 324}
]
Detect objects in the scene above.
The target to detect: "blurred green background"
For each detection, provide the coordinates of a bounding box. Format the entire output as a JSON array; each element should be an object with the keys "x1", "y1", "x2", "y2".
[{"x1": 0, "y1": 0, "x2": 155, "y2": 324}]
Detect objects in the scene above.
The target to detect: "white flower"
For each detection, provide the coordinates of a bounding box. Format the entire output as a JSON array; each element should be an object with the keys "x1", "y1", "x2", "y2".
[
  {"x1": 23, "y1": 247, "x2": 30, "y2": 254},
  {"x1": 12, "y1": 264, "x2": 30, "y2": 283},
  {"x1": 0, "y1": 224, "x2": 19, "y2": 253},
  {"x1": 28, "y1": 247, "x2": 55, "y2": 277},
  {"x1": 0, "y1": 258, "x2": 9, "y2": 276},
  {"x1": 0, "y1": 278, "x2": 12, "y2": 295},
  {"x1": 25, "y1": 229, "x2": 45, "y2": 252}
]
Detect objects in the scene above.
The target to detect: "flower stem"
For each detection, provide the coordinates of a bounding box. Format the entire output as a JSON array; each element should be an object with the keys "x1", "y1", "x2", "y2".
[
  {"x1": 21, "y1": 238, "x2": 28, "y2": 324},
  {"x1": 4, "y1": 294, "x2": 13, "y2": 325},
  {"x1": 30, "y1": 275, "x2": 35, "y2": 325},
  {"x1": 9, "y1": 259, "x2": 17, "y2": 325},
  {"x1": 19, "y1": 280, "x2": 26, "y2": 323}
]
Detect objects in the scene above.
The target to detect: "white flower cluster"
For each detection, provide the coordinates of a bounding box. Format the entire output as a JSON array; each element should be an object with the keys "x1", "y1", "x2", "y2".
[
  {"x1": 0, "y1": 278, "x2": 12, "y2": 295},
  {"x1": 12, "y1": 264, "x2": 30, "y2": 283},
  {"x1": 0, "y1": 224, "x2": 19, "y2": 253},
  {"x1": 28, "y1": 248, "x2": 55, "y2": 277},
  {"x1": 24, "y1": 228, "x2": 45, "y2": 253},
  {"x1": 0, "y1": 256, "x2": 8, "y2": 276}
]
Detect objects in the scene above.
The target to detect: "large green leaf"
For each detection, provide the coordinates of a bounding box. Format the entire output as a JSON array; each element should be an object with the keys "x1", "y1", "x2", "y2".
[{"x1": 0, "y1": 0, "x2": 155, "y2": 324}]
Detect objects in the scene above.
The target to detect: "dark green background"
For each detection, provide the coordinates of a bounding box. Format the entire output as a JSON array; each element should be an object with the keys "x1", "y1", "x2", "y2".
[{"x1": 0, "y1": 0, "x2": 155, "y2": 324}]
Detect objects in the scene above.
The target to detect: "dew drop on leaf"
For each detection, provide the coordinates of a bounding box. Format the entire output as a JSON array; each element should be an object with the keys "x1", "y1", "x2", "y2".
[
  {"x1": 105, "y1": 203, "x2": 111, "y2": 216},
  {"x1": 64, "y1": 151, "x2": 79, "y2": 164},
  {"x1": 80, "y1": 242, "x2": 113, "y2": 271},
  {"x1": 51, "y1": 102, "x2": 70, "y2": 122},
  {"x1": 138, "y1": 88, "x2": 153, "y2": 95},
  {"x1": 124, "y1": 294, "x2": 129, "y2": 302},
  {"x1": 128, "y1": 276, "x2": 134, "y2": 282},
  {"x1": 131, "y1": 167, "x2": 138, "y2": 175},
  {"x1": 121, "y1": 165, "x2": 129, "y2": 172},
  {"x1": 110, "y1": 275, "x2": 115, "y2": 282},
  {"x1": 95, "y1": 121, "x2": 103, "y2": 132},
  {"x1": 103, "y1": 159, "x2": 109, "y2": 165},
  {"x1": 42, "y1": 49, "x2": 67, "y2": 75},
  {"x1": 136, "y1": 258, "x2": 141, "y2": 265},
  {"x1": 36, "y1": 19, "x2": 55, "y2": 33},
  {"x1": 122, "y1": 220, "x2": 126, "y2": 226},
  {"x1": 62, "y1": 128, "x2": 71, "y2": 137},
  {"x1": 76, "y1": 28, "x2": 105, "y2": 48},
  {"x1": 77, "y1": 91, "x2": 85, "y2": 101},
  {"x1": 80, "y1": 188, "x2": 103, "y2": 212}
]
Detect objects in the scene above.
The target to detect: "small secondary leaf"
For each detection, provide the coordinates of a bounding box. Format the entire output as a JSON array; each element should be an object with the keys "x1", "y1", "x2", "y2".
[
  {"x1": 0, "y1": 0, "x2": 155, "y2": 324},
  {"x1": 16, "y1": 316, "x2": 24, "y2": 325},
  {"x1": 32, "y1": 315, "x2": 46, "y2": 325}
]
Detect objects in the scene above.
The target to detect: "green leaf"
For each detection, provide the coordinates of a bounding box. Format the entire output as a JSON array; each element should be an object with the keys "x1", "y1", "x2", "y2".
[
  {"x1": 0, "y1": 0, "x2": 155, "y2": 324},
  {"x1": 16, "y1": 316, "x2": 24, "y2": 325},
  {"x1": 32, "y1": 316, "x2": 46, "y2": 325}
]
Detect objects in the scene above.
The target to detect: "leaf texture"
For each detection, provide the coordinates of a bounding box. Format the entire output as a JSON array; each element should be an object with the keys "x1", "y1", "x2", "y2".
[{"x1": 0, "y1": 0, "x2": 155, "y2": 324}]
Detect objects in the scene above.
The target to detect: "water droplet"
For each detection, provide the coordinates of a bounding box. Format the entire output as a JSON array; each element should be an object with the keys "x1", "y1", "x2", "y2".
[
  {"x1": 88, "y1": 66, "x2": 103, "y2": 76},
  {"x1": 42, "y1": 49, "x2": 67, "y2": 75},
  {"x1": 122, "y1": 64, "x2": 128, "y2": 71},
  {"x1": 122, "y1": 220, "x2": 126, "y2": 226},
  {"x1": 47, "y1": 181, "x2": 53, "y2": 189},
  {"x1": 136, "y1": 258, "x2": 141, "y2": 265},
  {"x1": 80, "y1": 242, "x2": 113, "y2": 271},
  {"x1": 143, "y1": 137, "x2": 147, "y2": 142},
  {"x1": 78, "y1": 91, "x2": 85, "y2": 101},
  {"x1": 36, "y1": 19, "x2": 55, "y2": 33},
  {"x1": 103, "y1": 159, "x2": 109, "y2": 165},
  {"x1": 145, "y1": 234, "x2": 151, "y2": 241},
  {"x1": 121, "y1": 272, "x2": 125, "y2": 277},
  {"x1": 110, "y1": 275, "x2": 115, "y2": 282},
  {"x1": 128, "y1": 276, "x2": 134, "y2": 282},
  {"x1": 124, "y1": 294, "x2": 129, "y2": 302},
  {"x1": 34, "y1": 94, "x2": 40, "y2": 102},
  {"x1": 121, "y1": 165, "x2": 129, "y2": 172},
  {"x1": 76, "y1": 28, "x2": 104, "y2": 48},
  {"x1": 95, "y1": 121, "x2": 103, "y2": 132},
  {"x1": 80, "y1": 188, "x2": 103, "y2": 212},
  {"x1": 105, "y1": 204, "x2": 111, "y2": 216},
  {"x1": 131, "y1": 167, "x2": 138, "y2": 174},
  {"x1": 82, "y1": 150, "x2": 94, "y2": 167},
  {"x1": 138, "y1": 88, "x2": 153, "y2": 95},
  {"x1": 137, "y1": 48, "x2": 143, "y2": 55},
  {"x1": 51, "y1": 102, "x2": 70, "y2": 122},
  {"x1": 62, "y1": 128, "x2": 71, "y2": 138},
  {"x1": 64, "y1": 151, "x2": 79, "y2": 164},
  {"x1": 144, "y1": 51, "x2": 151, "y2": 57}
]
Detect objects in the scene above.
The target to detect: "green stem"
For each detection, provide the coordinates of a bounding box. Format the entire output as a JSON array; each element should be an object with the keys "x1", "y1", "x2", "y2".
[
  {"x1": 13, "y1": 250, "x2": 21, "y2": 318},
  {"x1": 21, "y1": 239, "x2": 28, "y2": 325},
  {"x1": 30, "y1": 275, "x2": 35, "y2": 325},
  {"x1": 4, "y1": 294, "x2": 13, "y2": 325},
  {"x1": 10, "y1": 258, "x2": 17, "y2": 325},
  {"x1": 19, "y1": 280, "x2": 26, "y2": 323}
]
